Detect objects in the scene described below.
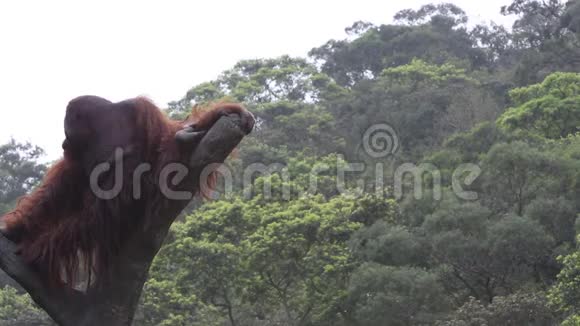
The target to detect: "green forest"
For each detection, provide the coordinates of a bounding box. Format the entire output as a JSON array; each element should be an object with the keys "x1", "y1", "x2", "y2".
[{"x1": 1, "y1": 0, "x2": 580, "y2": 325}]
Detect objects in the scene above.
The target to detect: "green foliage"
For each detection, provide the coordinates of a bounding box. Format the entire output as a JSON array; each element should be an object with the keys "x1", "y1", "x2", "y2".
[
  {"x1": 508, "y1": 72, "x2": 580, "y2": 106},
  {"x1": 167, "y1": 56, "x2": 322, "y2": 116},
  {"x1": 346, "y1": 263, "x2": 450, "y2": 325},
  {"x1": 438, "y1": 292, "x2": 555, "y2": 325},
  {"x1": 8, "y1": 1, "x2": 580, "y2": 325},
  {"x1": 0, "y1": 139, "x2": 46, "y2": 215},
  {"x1": 526, "y1": 197, "x2": 577, "y2": 243},
  {"x1": 423, "y1": 198, "x2": 554, "y2": 302},
  {"x1": 140, "y1": 193, "x2": 366, "y2": 325},
  {"x1": 139, "y1": 3, "x2": 580, "y2": 324},
  {"x1": 498, "y1": 72, "x2": 580, "y2": 138},
  {"x1": 243, "y1": 101, "x2": 341, "y2": 158},
  {"x1": 562, "y1": 0, "x2": 580, "y2": 34},
  {"x1": 442, "y1": 122, "x2": 507, "y2": 161},
  {"x1": 325, "y1": 60, "x2": 501, "y2": 159},
  {"x1": 549, "y1": 249, "x2": 580, "y2": 321},
  {"x1": 382, "y1": 59, "x2": 474, "y2": 84},
  {"x1": 501, "y1": 0, "x2": 566, "y2": 46},
  {"x1": 394, "y1": 3, "x2": 468, "y2": 26},
  {"x1": 481, "y1": 141, "x2": 566, "y2": 214},
  {"x1": 0, "y1": 286, "x2": 53, "y2": 325},
  {"x1": 350, "y1": 222, "x2": 427, "y2": 267},
  {"x1": 309, "y1": 6, "x2": 486, "y2": 86}
]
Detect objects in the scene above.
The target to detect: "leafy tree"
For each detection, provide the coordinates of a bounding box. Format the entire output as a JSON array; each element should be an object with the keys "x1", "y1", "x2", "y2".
[
  {"x1": 394, "y1": 3, "x2": 468, "y2": 27},
  {"x1": 498, "y1": 72, "x2": 580, "y2": 139},
  {"x1": 500, "y1": 0, "x2": 580, "y2": 84},
  {"x1": 141, "y1": 191, "x2": 364, "y2": 325},
  {"x1": 6, "y1": 1, "x2": 580, "y2": 324},
  {"x1": 423, "y1": 198, "x2": 554, "y2": 302},
  {"x1": 562, "y1": 0, "x2": 580, "y2": 34},
  {"x1": 481, "y1": 141, "x2": 566, "y2": 215},
  {"x1": 0, "y1": 139, "x2": 46, "y2": 215},
  {"x1": 526, "y1": 197, "x2": 577, "y2": 244},
  {"x1": 309, "y1": 5, "x2": 486, "y2": 86},
  {"x1": 140, "y1": 3, "x2": 580, "y2": 324},
  {"x1": 442, "y1": 122, "x2": 507, "y2": 162},
  {"x1": 350, "y1": 222, "x2": 427, "y2": 267},
  {"x1": 0, "y1": 286, "x2": 54, "y2": 325},
  {"x1": 501, "y1": 0, "x2": 567, "y2": 47},
  {"x1": 438, "y1": 292, "x2": 556, "y2": 326},
  {"x1": 239, "y1": 101, "x2": 341, "y2": 160},
  {"x1": 325, "y1": 60, "x2": 501, "y2": 159},
  {"x1": 345, "y1": 263, "x2": 451, "y2": 325},
  {"x1": 470, "y1": 23, "x2": 517, "y2": 66},
  {"x1": 549, "y1": 248, "x2": 580, "y2": 324},
  {"x1": 168, "y1": 56, "x2": 322, "y2": 116},
  {"x1": 168, "y1": 57, "x2": 346, "y2": 163}
]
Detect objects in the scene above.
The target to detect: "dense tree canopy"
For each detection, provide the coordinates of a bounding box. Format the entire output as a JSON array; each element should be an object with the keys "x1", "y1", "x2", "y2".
[{"x1": 2, "y1": 0, "x2": 580, "y2": 325}]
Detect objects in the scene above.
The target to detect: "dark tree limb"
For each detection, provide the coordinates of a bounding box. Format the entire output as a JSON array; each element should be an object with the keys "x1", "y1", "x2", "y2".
[
  {"x1": 0, "y1": 233, "x2": 89, "y2": 325},
  {"x1": 0, "y1": 115, "x2": 249, "y2": 326}
]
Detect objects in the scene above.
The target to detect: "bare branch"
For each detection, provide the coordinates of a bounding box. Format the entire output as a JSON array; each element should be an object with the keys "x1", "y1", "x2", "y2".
[{"x1": 0, "y1": 233, "x2": 88, "y2": 325}]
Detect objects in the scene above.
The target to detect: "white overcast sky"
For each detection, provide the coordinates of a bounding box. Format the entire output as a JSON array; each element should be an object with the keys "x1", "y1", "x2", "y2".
[{"x1": 0, "y1": 0, "x2": 513, "y2": 160}]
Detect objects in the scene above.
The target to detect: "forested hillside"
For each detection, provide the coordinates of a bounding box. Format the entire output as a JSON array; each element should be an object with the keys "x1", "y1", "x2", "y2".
[{"x1": 1, "y1": 1, "x2": 580, "y2": 325}]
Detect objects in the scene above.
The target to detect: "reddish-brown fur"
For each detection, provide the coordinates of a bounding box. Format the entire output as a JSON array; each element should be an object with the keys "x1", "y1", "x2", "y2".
[{"x1": 0, "y1": 96, "x2": 253, "y2": 287}]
